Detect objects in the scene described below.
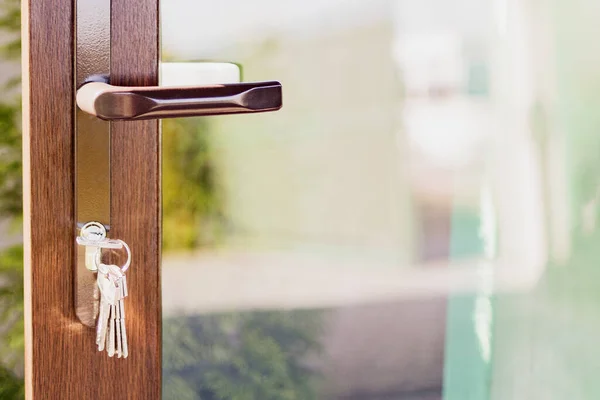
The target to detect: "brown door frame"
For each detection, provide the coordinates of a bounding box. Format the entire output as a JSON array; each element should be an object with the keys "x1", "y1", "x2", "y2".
[{"x1": 22, "y1": 0, "x2": 161, "y2": 398}]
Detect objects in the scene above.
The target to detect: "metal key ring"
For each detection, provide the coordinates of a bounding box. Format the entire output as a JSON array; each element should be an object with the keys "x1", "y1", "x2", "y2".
[
  {"x1": 119, "y1": 239, "x2": 131, "y2": 272},
  {"x1": 93, "y1": 239, "x2": 132, "y2": 273}
]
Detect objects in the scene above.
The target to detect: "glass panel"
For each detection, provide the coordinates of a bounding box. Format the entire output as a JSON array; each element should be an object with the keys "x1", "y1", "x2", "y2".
[{"x1": 161, "y1": 1, "x2": 600, "y2": 399}]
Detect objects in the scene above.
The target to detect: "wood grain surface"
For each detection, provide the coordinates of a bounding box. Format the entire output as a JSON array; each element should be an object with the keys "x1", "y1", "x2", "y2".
[{"x1": 23, "y1": 0, "x2": 161, "y2": 398}]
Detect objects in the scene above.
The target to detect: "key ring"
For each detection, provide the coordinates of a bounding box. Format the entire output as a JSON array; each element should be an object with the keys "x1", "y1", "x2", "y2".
[
  {"x1": 119, "y1": 240, "x2": 131, "y2": 272},
  {"x1": 94, "y1": 239, "x2": 131, "y2": 273}
]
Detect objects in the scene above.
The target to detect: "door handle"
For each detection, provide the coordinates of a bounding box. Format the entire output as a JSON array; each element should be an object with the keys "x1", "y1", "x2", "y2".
[{"x1": 76, "y1": 80, "x2": 283, "y2": 121}]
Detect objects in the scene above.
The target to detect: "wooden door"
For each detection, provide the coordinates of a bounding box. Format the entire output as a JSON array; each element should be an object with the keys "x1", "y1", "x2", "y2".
[
  {"x1": 22, "y1": 0, "x2": 161, "y2": 398},
  {"x1": 20, "y1": 0, "x2": 600, "y2": 399}
]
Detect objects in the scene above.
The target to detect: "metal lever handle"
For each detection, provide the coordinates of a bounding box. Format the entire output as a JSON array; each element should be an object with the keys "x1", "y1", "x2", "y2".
[{"x1": 76, "y1": 80, "x2": 283, "y2": 121}]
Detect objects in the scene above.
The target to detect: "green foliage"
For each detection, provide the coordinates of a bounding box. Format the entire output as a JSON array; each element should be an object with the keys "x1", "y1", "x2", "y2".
[
  {"x1": 0, "y1": 0, "x2": 18, "y2": 63},
  {"x1": 0, "y1": 364, "x2": 23, "y2": 399},
  {"x1": 162, "y1": 118, "x2": 225, "y2": 250},
  {"x1": 0, "y1": 246, "x2": 23, "y2": 370},
  {"x1": 0, "y1": 99, "x2": 22, "y2": 220},
  {"x1": 163, "y1": 311, "x2": 322, "y2": 400},
  {"x1": 0, "y1": 246, "x2": 23, "y2": 399},
  {"x1": 0, "y1": 0, "x2": 20, "y2": 220}
]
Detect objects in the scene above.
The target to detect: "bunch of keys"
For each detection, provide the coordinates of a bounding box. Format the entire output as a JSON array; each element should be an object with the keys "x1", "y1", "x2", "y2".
[
  {"x1": 76, "y1": 222, "x2": 131, "y2": 358},
  {"x1": 96, "y1": 260, "x2": 129, "y2": 357}
]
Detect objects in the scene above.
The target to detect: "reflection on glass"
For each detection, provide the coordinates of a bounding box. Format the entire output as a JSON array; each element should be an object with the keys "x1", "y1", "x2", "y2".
[{"x1": 161, "y1": 0, "x2": 600, "y2": 399}]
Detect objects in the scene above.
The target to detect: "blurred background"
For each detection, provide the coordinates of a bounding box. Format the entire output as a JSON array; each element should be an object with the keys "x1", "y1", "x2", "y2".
[{"x1": 3, "y1": 0, "x2": 600, "y2": 398}]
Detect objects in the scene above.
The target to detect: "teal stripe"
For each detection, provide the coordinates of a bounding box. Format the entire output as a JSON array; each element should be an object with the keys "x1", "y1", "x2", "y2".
[{"x1": 443, "y1": 207, "x2": 493, "y2": 400}]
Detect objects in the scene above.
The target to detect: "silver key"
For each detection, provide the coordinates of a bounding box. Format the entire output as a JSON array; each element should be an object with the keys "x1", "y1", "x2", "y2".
[
  {"x1": 119, "y1": 297, "x2": 128, "y2": 358},
  {"x1": 107, "y1": 303, "x2": 116, "y2": 357},
  {"x1": 79, "y1": 232, "x2": 132, "y2": 359},
  {"x1": 96, "y1": 296, "x2": 109, "y2": 351},
  {"x1": 115, "y1": 299, "x2": 122, "y2": 358},
  {"x1": 98, "y1": 266, "x2": 118, "y2": 304},
  {"x1": 107, "y1": 264, "x2": 129, "y2": 358},
  {"x1": 96, "y1": 268, "x2": 116, "y2": 351},
  {"x1": 121, "y1": 274, "x2": 128, "y2": 298}
]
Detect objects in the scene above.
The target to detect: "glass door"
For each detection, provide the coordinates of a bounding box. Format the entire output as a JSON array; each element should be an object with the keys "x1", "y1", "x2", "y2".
[
  {"x1": 9, "y1": 0, "x2": 600, "y2": 398},
  {"x1": 159, "y1": 1, "x2": 558, "y2": 399}
]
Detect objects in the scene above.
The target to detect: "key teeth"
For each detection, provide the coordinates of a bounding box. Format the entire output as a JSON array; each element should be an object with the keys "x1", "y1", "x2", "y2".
[
  {"x1": 120, "y1": 299, "x2": 128, "y2": 359},
  {"x1": 122, "y1": 275, "x2": 128, "y2": 298},
  {"x1": 107, "y1": 304, "x2": 116, "y2": 357},
  {"x1": 116, "y1": 299, "x2": 122, "y2": 358}
]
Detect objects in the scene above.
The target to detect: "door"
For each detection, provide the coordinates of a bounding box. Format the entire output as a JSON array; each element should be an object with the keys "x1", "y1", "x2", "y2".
[
  {"x1": 157, "y1": 1, "x2": 600, "y2": 399},
  {"x1": 14, "y1": 0, "x2": 600, "y2": 400},
  {"x1": 23, "y1": 0, "x2": 161, "y2": 398}
]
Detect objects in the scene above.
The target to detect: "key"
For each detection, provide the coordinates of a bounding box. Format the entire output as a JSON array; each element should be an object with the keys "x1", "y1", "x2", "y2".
[
  {"x1": 104, "y1": 265, "x2": 121, "y2": 357},
  {"x1": 107, "y1": 264, "x2": 129, "y2": 358},
  {"x1": 78, "y1": 232, "x2": 132, "y2": 359},
  {"x1": 98, "y1": 265, "x2": 118, "y2": 304},
  {"x1": 96, "y1": 295, "x2": 109, "y2": 351},
  {"x1": 96, "y1": 268, "x2": 116, "y2": 352},
  {"x1": 121, "y1": 274, "x2": 128, "y2": 298},
  {"x1": 110, "y1": 269, "x2": 123, "y2": 358},
  {"x1": 119, "y1": 297, "x2": 128, "y2": 358},
  {"x1": 107, "y1": 303, "x2": 116, "y2": 357},
  {"x1": 115, "y1": 299, "x2": 122, "y2": 358}
]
